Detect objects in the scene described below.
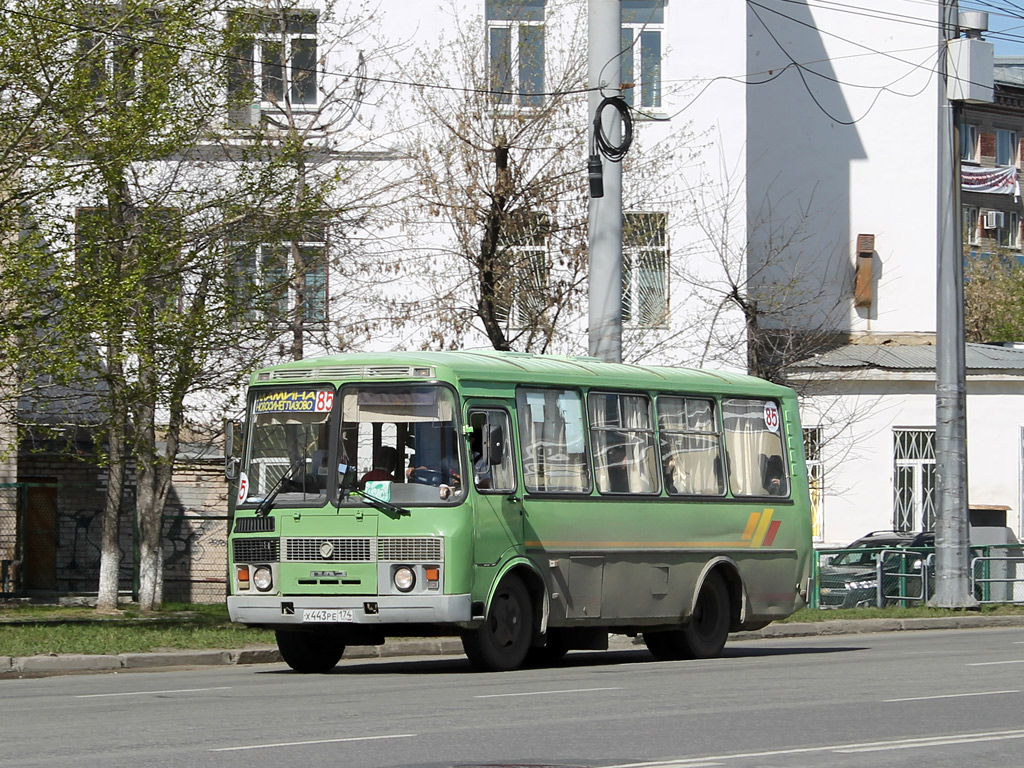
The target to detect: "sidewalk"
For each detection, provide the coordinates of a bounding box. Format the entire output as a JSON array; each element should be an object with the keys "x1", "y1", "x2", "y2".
[{"x1": 4, "y1": 614, "x2": 1024, "y2": 679}]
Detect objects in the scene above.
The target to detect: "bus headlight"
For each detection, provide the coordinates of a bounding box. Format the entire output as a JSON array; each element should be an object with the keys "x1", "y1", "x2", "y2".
[
  {"x1": 394, "y1": 566, "x2": 416, "y2": 592},
  {"x1": 253, "y1": 566, "x2": 274, "y2": 592}
]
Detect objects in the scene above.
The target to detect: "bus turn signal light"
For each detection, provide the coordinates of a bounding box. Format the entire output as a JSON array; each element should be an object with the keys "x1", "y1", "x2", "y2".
[
  {"x1": 236, "y1": 565, "x2": 250, "y2": 589},
  {"x1": 425, "y1": 567, "x2": 440, "y2": 589}
]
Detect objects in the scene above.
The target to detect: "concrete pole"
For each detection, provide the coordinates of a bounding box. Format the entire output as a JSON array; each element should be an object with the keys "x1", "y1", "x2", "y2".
[
  {"x1": 933, "y1": 0, "x2": 976, "y2": 607},
  {"x1": 588, "y1": 0, "x2": 622, "y2": 363}
]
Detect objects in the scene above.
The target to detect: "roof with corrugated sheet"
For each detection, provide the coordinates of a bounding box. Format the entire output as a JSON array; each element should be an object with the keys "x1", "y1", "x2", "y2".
[{"x1": 790, "y1": 343, "x2": 1024, "y2": 373}]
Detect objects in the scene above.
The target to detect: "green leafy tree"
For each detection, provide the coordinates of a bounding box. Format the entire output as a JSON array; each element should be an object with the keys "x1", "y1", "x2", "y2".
[
  {"x1": 0, "y1": 0, "x2": 381, "y2": 610},
  {"x1": 964, "y1": 252, "x2": 1024, "y2": 344}
]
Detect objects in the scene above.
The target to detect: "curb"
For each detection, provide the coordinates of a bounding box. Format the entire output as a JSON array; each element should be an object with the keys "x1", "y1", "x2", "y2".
[{"x1": 3, "y1": 616, "x2": 1023, "y2": 678}]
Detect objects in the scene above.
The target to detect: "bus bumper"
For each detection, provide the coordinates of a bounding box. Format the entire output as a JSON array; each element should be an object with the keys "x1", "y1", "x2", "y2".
[{"x1": 227, "y1": 593, "x2": 473, "y2": 626}]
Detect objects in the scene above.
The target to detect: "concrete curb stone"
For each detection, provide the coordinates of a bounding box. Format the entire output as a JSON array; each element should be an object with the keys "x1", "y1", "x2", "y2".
[
  {"x1": 232, "y1": 647, "x2": 282, "y2": 665},
  {"x1": 17, "y1": 653, "x2": 121, "y2": 675},
  {"x1": 2, "y1": 616, "x2": 1024, "y2": 678},
  {"x1": 120, "y1": 650, "x2": 233, "y2": 670}
]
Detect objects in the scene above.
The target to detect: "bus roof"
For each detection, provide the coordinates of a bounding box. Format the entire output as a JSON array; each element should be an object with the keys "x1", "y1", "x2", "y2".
[{"x1": 251, "y1": 351, "x2": 793, "y2": 398}]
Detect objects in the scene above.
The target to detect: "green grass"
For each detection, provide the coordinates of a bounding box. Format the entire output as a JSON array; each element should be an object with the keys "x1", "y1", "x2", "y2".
[
  {"x1": 0, "y1": 602, "x2": 275, "y2": 657},
  {"x1": 2, "y1": 601, "x2": 1022, "y2": 657},
  {"x1": 781, "y1": 603, "x2": 1024, "y2": 622}
]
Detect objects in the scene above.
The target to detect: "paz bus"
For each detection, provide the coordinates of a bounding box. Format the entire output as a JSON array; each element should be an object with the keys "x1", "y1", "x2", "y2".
[{"x1": 226, "y1": 351, "x2": 813, "y2": 672}]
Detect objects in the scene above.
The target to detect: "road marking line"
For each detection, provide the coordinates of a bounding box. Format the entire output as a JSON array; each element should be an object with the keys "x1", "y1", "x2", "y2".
[
  {"x1": 967, "y1": 659, "x2": 1024, "y2": 666},
  {"x1": 836, "y1": 731, "x2": 1024, "y2": 753},
  {"x1": 883, "y1": 690, "x2": 1019, "y2": 702},
  {"x1": 475, "y1": 686, "x2": 622, "y2": 699},
  {"x1": 603, "y1": 729, "x2": 1024, "y2": 767},
  {"x1": 76, "y1": 686, "x2": 232, "y2": 699},
  {"x1": 211, "y1": 734, "x2": 417, "y2": 752}
]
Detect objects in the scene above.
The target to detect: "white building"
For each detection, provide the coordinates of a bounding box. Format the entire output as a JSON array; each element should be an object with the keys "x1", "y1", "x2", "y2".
[{"x1": 15, "y1": 1, "x2": 1024, "y2": 553}]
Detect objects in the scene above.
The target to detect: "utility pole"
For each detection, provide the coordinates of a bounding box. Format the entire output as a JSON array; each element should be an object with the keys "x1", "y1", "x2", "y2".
[
  {"x1": 587, "y1": 0, "x2": 622, "y2": 363},
  {"x1": 933, "y1": 3, "x2": 991, "y2": 607}
]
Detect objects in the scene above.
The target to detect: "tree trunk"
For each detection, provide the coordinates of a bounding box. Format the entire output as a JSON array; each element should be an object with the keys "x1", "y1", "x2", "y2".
[
  {"x1": 134, "y1": 363, "x2": 176, "y2": 611},
  {"x1": 96, "y1": 419, "x2": 125, "y2": 613}
]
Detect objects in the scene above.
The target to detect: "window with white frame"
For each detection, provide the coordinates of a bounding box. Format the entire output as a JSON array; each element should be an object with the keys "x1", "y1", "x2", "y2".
[
  {"x1": 960, "y1": 122, "x2": 978, "y2": 162},
  {"x1": 496, "y1": 212, "x2": 549, "y2": 328},
  {"x1": 893, "y1": 428, "x2": 936, "y2": 533},
  {"x1": 76, "y1": 6, "x2": 162, "y2": 101},
  {"x1": 233, "y1": 230, "x2": 328, "y2": 323},
  {"x1": 228, "y1": 9, "x2": 318, "y2": 123},
  {"x1": 486, "y1": 0, "x2": 545, "y2": 107},
  {"x1": 963, "y1": 206, "x2": 979, "y2": 246},
  {"x1": 999, "y1": 211, "x2": 1021, "y2": 249},
  {"x1": 997, "y1": 128, "x2": 1018, "y2": 166},
  {"x1": 622, "y1": 212, "x2": 668, "y2": 327},
  {"x1": 620, "y1": 0, "x2": 664, "y2": 109}
]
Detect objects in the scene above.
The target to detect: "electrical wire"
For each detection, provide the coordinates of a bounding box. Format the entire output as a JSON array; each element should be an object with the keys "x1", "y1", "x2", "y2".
[{"x1": 591, "y1": 96, "x2": 633, "y2": 162}]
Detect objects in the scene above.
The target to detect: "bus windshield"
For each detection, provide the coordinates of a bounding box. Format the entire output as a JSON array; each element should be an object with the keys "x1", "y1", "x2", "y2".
[
  {"x1": 242, "y1": 388, "x2": 333, "y2": 507},
  {"x1": 341, "y1": 384, "x2": 465, "y2": 505}
]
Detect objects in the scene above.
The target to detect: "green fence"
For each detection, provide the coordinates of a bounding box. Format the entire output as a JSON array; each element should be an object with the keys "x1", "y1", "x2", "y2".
[{"x1": 813, "y1": 544, "x2": 1024, "y2": 609}]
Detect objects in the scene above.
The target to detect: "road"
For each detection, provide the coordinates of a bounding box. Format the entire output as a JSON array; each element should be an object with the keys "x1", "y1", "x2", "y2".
[{"x1": 2, "y1": 628, "x2": 1024, "y2": 768}]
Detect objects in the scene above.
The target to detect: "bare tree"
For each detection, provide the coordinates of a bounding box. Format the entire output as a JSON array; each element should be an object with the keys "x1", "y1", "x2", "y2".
[{"x1": 385, "y1": 0, "x2": 592, "y2": 353}]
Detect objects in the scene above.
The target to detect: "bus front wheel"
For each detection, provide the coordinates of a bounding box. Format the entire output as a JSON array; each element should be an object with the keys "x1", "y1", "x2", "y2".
[
  {"x1": 461, "y1": 573, "x2": 533, "y2": 671},
  {"x1": 643, "y1": 571, "x2": 731, "y2": 660},
  {"x1": 275, "y1": 629, "x2": 345, "y2": 673}
]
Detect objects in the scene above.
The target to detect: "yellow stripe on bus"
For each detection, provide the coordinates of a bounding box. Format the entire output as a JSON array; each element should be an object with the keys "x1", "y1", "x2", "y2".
[
  {"x1": 752, "y1": 509, "x2": 775, "y2": 547},
  {"x1": 742, "y1": 512, "x2": 761, "y2": 541}
]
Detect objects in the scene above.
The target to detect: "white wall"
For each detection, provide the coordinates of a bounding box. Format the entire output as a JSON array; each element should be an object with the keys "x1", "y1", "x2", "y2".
[
  {"x1": 745, "y1": 0, "x2": 943, "y2": 337},
  {"x1": 802, "y1": 377, "x2": 1024, "y2": 545}
]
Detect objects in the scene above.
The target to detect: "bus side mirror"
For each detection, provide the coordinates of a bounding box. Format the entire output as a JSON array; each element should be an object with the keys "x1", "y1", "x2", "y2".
[
  {"x1": 225, "y1": 420, "x2": 240, "y2": 481},
  {"x1": 488, "y1": 426, "x2": 505, "y2": 466}
]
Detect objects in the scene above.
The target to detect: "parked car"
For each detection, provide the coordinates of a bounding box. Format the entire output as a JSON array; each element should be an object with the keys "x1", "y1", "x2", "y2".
[{"x1": 818, "y1": 530, "x2": 934, "y2": 608}]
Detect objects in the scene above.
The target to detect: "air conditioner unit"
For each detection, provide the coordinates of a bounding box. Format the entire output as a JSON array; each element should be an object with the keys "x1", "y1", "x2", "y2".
[{"x1": 983, "y1": 210, "x2": 1005, "y2": 229}]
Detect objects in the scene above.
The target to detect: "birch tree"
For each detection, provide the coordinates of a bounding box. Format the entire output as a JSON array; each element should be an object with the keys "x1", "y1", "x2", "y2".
[{"x1": 0, "y1": 0, "x2": 385, "y2": 610}]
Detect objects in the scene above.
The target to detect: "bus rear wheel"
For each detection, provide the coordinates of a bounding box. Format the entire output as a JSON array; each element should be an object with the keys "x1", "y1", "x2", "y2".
[
  {"x1": 275, "y1": 629, "x2": 345, "y2": 673},
  {"x1": 643, "y1": 571, "x2": 731, "y2": 660},
  {"x1": 461, "y1": 573, "x2": 533, "y2": 671}
]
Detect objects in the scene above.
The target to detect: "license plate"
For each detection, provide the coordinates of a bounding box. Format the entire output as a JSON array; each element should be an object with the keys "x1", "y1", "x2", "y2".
[{"x1": 302, "y1": 609, "x2": 354, "y2": 623}]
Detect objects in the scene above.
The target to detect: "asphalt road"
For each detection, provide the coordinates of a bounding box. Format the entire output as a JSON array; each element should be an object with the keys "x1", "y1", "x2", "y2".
[{"x1": 3, "y1": 627, "x2": 1024, "y2": 768}]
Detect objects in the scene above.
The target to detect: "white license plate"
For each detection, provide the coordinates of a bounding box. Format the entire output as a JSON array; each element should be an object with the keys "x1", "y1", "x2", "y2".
[{"x1": 302, "y1": 609, "x2": 354, "y2": 623}]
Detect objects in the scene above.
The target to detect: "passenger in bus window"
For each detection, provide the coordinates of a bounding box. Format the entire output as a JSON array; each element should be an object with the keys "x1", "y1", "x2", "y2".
[
  {"x1": 360, "y1": 445, "x2": 397, "y2": 486},
  {"x1": 761, "y1": 454, "x2": 787, "y2": 496}
]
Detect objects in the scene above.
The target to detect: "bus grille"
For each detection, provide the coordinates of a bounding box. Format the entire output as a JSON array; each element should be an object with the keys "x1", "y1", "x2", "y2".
[
  {"x1": 378, "y1": 537, "x2": 443, "y2": 562},
  {"x1": 283, "y1": 537, "x2": 374, "y2": 562},
  {"x1": 234, "y1": 516, "x2": 275, "y2": 533},
  {"x1": 233, "y1": 538, "x2": 280, "y2": 563}
]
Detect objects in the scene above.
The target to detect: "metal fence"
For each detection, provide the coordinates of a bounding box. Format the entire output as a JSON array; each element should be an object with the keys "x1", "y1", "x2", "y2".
[
  {"x1": 813, "y1": 544, "x2": 1024, "y2": 609},
  {"x1": 0, "y1": 482, "x2": 229, "y2": 603}
]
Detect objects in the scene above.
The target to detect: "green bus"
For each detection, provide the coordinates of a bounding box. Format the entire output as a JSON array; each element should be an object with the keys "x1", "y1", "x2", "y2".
[{"x1": 226, "y1": 351, "x2": 813, "y2": 672}]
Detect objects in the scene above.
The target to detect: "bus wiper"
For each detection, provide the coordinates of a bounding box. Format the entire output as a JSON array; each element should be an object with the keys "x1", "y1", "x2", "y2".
[
  {"x1": 338, "y1": 477, "x2": 409, "y2": 519},
  {"x1": 254, "y1": 458, "x2": 305, "y2": 518}
]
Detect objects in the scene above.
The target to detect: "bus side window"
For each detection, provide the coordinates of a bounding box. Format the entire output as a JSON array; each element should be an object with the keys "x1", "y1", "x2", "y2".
[
  {"x1": 516, "y1": 388, "x2": 590, "y2": 493},
  {"x1": 469, "y1": 409, "x2": 516, "y2": 493},
  {"x1": 589, "y1": 392, "x2": 659, "y2": 495},
  {"x1": 722, "y1": 398, "x2": 790, "y2": 497},
  {"x1": 658, "y1": 396, "x2": 725, "y2": 496}
]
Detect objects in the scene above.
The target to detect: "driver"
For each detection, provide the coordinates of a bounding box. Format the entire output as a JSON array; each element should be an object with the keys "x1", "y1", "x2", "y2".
[{"x1": 406, "y1": 454, "x2": 461, "y2": 487}]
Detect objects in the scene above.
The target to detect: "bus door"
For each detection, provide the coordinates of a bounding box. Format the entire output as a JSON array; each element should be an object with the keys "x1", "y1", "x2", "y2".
[{"x1": 466, "y1": 407, "x2": 523, "y2": 565}]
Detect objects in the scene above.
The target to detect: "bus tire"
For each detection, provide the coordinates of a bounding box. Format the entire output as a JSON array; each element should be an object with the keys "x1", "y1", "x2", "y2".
[
  {"x1": 679, "y1": 571, "x2": 731, "y2": 659},
  {"x1": 461, "y1": 573, "x2": 533, "y2": 671},
  {"x1": 275, "y1": 629, "x2": 345, "y2": 673},
  {"x1": 642, "y1": 572, "x2": 731, "y2": 661}
]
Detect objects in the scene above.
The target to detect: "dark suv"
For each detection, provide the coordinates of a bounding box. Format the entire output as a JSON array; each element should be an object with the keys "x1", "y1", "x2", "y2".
[{"x1": 818, "y1": 530, "x2": 934, "y2": 608}]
